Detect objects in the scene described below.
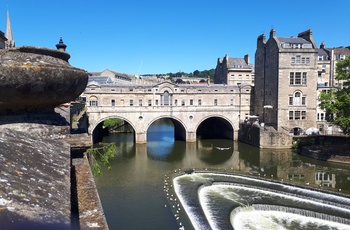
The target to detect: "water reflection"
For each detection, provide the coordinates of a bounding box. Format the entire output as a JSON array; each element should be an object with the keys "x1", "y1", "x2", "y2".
[{"x1": 94, "y1": 119, "x2": 350, "y2": 230}]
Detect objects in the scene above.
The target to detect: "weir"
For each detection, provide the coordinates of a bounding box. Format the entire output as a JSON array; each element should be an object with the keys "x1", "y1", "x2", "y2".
[{"x1": 172, "y1": 172, "x2": 350, "y2": 230}]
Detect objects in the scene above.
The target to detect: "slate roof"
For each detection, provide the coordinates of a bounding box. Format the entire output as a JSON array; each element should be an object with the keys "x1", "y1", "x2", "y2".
[
  {"x1": 227, "y1": 58, "x2": 252, "y2": 69},
  {"x1": 278, "y1": 37, "x2": 311, "y2": 45},
  {"x1": 333, "y1": 47, "x2": 350, "y2": 55},
  {"x1": 318, "y1": 48, "x2": 329, "y2": 57}
]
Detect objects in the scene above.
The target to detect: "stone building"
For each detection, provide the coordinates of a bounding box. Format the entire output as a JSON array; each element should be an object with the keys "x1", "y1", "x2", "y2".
[
  {"x1": 89, "y1": 69, "x2": 133, "y2": 84},
  {"x1": 214, "y1": 54, "x2": 254, "y2": 86},
  {"x1": 5, "y1": 10, "x2": 15, "y2": 49},
  {"x1": 316, "y1": 43, "x2": 350, "y2": 134},
  {"x1": 0, "y1": 30, "x2": 6, "y2": 49},
  {"x1": 254, "y1": 29, "x2": 319, "y2": 134}
]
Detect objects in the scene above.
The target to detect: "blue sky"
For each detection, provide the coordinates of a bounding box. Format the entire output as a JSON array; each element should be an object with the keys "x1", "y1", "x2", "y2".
[{"x1": 1, "y1": 0, "x2": 349, "y2": 74}]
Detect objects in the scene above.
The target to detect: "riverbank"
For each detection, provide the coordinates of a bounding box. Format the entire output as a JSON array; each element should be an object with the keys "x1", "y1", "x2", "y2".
[{"x1": 299, "y1": 145, "x2": 350, "y2": 164}]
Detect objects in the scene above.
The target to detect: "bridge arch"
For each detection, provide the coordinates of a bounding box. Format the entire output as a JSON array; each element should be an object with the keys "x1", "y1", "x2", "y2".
[
  {"x1": 90, "y1": 115, "x2": 137, "y2": 144},
  {"x1": 196, "y1": 115, "x2": 235, "y2": 140},
  {"x1": 146, "y1": 116, "x2": 188, "y2": 142}
]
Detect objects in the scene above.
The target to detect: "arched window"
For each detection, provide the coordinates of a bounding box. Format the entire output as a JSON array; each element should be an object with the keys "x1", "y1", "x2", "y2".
[
  {"x1": 162, "y1": 91, "x2": 171, "y2": 106},
  {"x1": 294, "y1": 92, "x2": 301, "y2": 105},
  {"x1": 289, "y1": 91, "x2": 306, "y2": 106},
  {"x1": 89, "y1": 96, "x2": 98, "y2": 106}
]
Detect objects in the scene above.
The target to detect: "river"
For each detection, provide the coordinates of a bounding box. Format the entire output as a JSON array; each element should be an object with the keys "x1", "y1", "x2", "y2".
[{"x1": 94, "y1": 119, "x2": 350, "y2": 230}]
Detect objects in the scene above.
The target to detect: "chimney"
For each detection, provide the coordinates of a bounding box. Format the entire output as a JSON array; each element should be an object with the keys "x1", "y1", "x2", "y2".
[
  {"x1": 298, "y1": 29, "x2": 316, "y2": 48},
  {"x1": 244, "y1": 54, "x2": 250, "y2": 65},
  {"x1": 269, "y1": 29, "x2": 276, "y2": 38}
]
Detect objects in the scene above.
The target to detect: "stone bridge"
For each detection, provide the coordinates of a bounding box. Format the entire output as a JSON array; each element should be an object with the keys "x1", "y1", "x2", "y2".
[{"x1": 83, "y1": 81, "x2": 253, "y2": 143}]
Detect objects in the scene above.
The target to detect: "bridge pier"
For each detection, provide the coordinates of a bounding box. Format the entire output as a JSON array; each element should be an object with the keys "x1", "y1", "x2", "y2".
[
  {"x1": 135, "y1": 132, "x2": 147, "y2": 144},
  {"x1": 186, "y1": 131, "x2": 196, "y2": 142},
  {"x1": 234, "y1": 129, "x2": 239, "y2": 141}
]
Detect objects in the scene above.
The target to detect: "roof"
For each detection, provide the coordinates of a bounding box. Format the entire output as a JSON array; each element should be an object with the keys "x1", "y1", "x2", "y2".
[
  {"x1": 227, "y1": 58, "x2": 252, "y2": 69},
  {"x1": 333, "y1": 47, "x2": 350, "y2": 55},
  {"x1": 278, "y1": 37, "x2": 313, "y2": 49},
  {"x1": 318, "y1": 48, "x2": 328, "y2": 57},
  {"x1": 278, "y1": 37, "x2": 311, "y2": 45},
  {"x1": 88, "y1": 76, "x2": 113, "y2": 84}
]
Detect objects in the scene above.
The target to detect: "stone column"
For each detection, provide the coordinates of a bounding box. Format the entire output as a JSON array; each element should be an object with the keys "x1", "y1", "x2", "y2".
[
  {"x1": 186, "y1": 131, "x2": 196, "y2": 142},
  {"x1": 135, "y1": 132, "x2": 147, "y2": 144}
]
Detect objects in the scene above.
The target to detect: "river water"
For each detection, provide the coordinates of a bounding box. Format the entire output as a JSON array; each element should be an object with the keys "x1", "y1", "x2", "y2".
[{"x1": 94, "y1": 119, "x2": 350, "y2": 230}]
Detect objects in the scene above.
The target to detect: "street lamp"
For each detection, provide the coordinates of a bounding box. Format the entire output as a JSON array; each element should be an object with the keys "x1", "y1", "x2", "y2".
[
  {"x1": 237, "y1": 83, "x2": 242, "y2": 122},
  {"x1": 237, "y1": 83, "x2": 250, "y2": 123}
]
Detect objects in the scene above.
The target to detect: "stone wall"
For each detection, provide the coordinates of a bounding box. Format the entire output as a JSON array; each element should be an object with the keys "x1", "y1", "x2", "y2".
[{"x1": 238, "y1": 123, "x2": 293, "y2": 149}]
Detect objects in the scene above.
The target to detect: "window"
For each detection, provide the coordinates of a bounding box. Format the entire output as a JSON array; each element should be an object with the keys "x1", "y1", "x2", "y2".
[
  {"x1": 246, "y1": 75, "x2": 250, "y2": 80},
  {"x1": 306, "y1": 57, "x2": 310, "y2": 64},
  {"x1": 289, "y1": 111, "x2": 306, "y2": 120},
  {"x1": 289, "y1": 97, "x2": 293, "y2": 105},
  {"x1": 289, "y1": 91, "x2": 306, "y2": 106},
  {"x1": 230, "y1": 99, "x2": 234, "y2": 106},
  {"x1": 148, "y1": 100, "x2": 152, "y2": 106},
  {"x1": 174, "y1": 99, "x2": 178, "y2": 106},
  {"x1": 302, "y1": 57, "x2": 306, "y2": 64},
  {"x1": 190, "y1": 99, "x2": 193, "y2": 105},
  {"x1": 90, "y1": 100, "x2": 98, "y2": 106},
  {"x1": 289, "y1": 111, "x2": 293, "y2": 120},
  {"x1": 111, "y1": 99, "x2": 115, "y2": 106},
  {"x1": 294, "y1": 92, "x2": 301, "y2": 105},
  {"x1": 139, "y1": 99, "x2": 142, "y2": 106},
  {"x1": 295, "y1": 72, "x2": 301, "y2": 84},
  {"x1": 301, "y1": 111, "x2": 306, "y2": 120},
  {"x1": 296, "y1": 55, "x2": 301, "y2": 64},
  {"x1": 291, "y1": 57, "x2": 295, "y2": 64},
  {"x1": 290, "y1": 73, "x2": 294, "y2": 85},
  {"x1": 198, "y1": 99, "x2": 202, "y2": 106},
  {"x1": 163, "y1": 91, "x2": 170, "y2": 105},
  {"x1": 155, "y1": 100, "x2": 159, "y2": 106},
  {"x1": 181, "y1": 100, "x2": 185, "y2": 106},
  {"x1": 238, "y1": 75, "x2": 242, "y2": 80},
  {"x1": 322, "y1": 65, "x2": 326, "y2": 71},
  {"x1": 290, "y1": 72, "x2": 307, "y2": 85},
  {"x1": 302, "y1": 73, "x2": 307, "y2": 85},
  {"x1": 214, "y1": 99, "x2": 218, "y2": 106},
  {"x1": 130, "y1": 99, "x2": 133, "y2": 106}
]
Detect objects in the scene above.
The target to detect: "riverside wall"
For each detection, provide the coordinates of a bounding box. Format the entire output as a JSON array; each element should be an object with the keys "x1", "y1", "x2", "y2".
[
  {"x1": 0, "y1": 122, "x2": 108, "y2": 229},
  {"x1": 238, "y1": 123, "x2": 293, "y2": 149}
]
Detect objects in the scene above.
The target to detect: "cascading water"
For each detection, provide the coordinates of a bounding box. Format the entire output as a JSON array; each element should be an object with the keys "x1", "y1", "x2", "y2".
[{"x1": 171, "y1": 172, "x2": 350, "y2": 230}]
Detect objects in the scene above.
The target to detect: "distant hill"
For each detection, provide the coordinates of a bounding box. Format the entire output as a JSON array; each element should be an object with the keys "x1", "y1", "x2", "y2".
[{"x1": 142, "y1": 69, "x2": 215, "y2": 81}]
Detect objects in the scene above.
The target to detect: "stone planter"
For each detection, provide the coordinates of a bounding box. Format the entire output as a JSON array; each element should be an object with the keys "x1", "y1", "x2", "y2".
[{"x1": 0, "y1": 46, "x2": 88, "y2": 112}]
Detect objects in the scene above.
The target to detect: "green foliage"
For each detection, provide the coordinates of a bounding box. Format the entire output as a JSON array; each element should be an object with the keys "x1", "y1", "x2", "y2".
[
  {"x1": 319, "y1": 55, "x2": 350, "y2": 134},
  {"x1": 142, "y1": 69, "x2": 215, "y2": 82},
  {"x1": 103, "y1": 118, "x2": 123, "y2": 129},
  {"x1": 86, "y1": 143, "x2": 116, "y2": 176}
]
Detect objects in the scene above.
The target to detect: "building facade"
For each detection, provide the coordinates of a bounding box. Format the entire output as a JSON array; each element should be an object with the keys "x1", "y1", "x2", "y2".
[
  {"x1": 254, "y1": 29, "x2": 319, "y2": 134},
  {"x1": 214, "y1": 54, "x2": 254, "y2": 86},
  {"x1": 316, "y1": 43, "x2": 350, "y2": 134},
  {"x1": 82, "y1": 81, "x2": 253, "y2": 142}
]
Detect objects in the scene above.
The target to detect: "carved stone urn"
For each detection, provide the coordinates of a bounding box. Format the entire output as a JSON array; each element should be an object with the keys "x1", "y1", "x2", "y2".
[{"x1": 0, "y1": 46, "x2": 88, "y2": 112}]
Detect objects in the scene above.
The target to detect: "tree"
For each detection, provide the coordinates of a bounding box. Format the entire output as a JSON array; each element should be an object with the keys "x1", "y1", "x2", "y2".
[{"x1": 319, "y1": 55, "x2": 350, "y2": 134}]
